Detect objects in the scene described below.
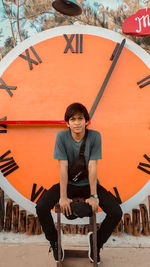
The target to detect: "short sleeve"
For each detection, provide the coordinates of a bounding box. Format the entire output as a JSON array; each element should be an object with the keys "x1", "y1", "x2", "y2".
[
  {"x1": 53, "y1": 132, "x2": 68, "y2": 160},
  {"x1": 89, "y1": 132, "x2": 102, "y2": 160}
]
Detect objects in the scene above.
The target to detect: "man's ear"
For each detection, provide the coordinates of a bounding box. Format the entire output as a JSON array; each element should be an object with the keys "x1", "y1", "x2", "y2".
[
  {"x1": 85, "y1": 121, "x2": 88, "y2": 126},
  {"x1": 66, "y1": 122, "x2": 70, "y2": 128}
]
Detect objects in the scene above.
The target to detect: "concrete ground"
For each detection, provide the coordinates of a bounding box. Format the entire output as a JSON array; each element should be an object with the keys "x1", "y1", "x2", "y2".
[
  {"x1": 0, "y1": 232, "x2": 150, "y2": 267},
  {"x1": 0, "y1": 244, "x2": 150, "y2": 267}
]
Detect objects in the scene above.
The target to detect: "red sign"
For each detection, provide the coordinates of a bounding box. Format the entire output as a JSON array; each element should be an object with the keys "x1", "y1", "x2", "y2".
[{"x1": 122, "y1": 8, "x2": 150, "y2": 36}]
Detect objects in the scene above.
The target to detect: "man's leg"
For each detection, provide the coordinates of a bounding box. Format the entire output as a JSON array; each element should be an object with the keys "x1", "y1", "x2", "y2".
[
  {"x1": 36, "y1": 183, "x2": 60, "y2": 242},
  {"x1": 97, "y1": 184, "x2": 122, "y2": 248}
]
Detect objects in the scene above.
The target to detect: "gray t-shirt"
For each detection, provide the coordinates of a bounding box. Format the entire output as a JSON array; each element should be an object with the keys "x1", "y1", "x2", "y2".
[{"x1": 53, "y1": 129, "x2": 102, "y2": 186}]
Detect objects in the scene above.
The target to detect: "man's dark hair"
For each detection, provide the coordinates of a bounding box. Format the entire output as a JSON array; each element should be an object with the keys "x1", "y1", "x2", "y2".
[{"x1": 64, "y1": 103, "x2": 89, "y2": 122}]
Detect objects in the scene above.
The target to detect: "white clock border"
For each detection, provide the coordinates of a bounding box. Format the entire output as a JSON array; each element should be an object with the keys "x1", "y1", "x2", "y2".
[{"x1": 0, "y1": 25, "x2": 150, "y2": 223}]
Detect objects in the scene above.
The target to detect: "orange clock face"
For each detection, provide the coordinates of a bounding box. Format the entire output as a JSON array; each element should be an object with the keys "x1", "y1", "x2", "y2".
[{"x1": 0, "y1": 26, "x2": 150, "y2": 215}]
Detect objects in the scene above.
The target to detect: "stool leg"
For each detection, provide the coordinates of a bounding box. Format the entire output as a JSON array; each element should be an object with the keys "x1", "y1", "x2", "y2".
[
  {"x1": 92, "y1": 213, "x2": 98, "y2": 267},
  {"x1": 57, "y1": 212, "x2": 62, "y2": 267}
]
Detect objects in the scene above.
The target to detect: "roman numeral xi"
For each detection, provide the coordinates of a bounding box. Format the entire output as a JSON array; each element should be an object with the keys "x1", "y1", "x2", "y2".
[
  {"x1": 19, "y1": 46, "x2": 42, "y2": 70},
  {"x1": 0, "y1": 150, "x2": 19, "y2": 177}
]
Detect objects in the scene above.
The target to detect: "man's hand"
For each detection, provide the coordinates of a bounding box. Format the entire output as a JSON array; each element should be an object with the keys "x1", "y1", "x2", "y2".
[
  {"x1": 59, "y1": 197, "x2": 72, "y2": 216},
  {"x1": 85, "y1": 197, "x2": 99, "y2": 213}
]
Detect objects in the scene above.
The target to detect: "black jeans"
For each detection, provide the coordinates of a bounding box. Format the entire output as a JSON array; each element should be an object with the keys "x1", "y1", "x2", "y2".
[{"x1": 36, "y1": 183, "x2": 122, "y2": 249}]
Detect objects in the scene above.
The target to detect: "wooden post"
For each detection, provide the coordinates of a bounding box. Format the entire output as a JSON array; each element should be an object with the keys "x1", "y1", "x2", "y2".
[
  {"x1": 124, "y1": 213, "x2": 132, "y2": 234},
  {"x1": 84, "y1": 225, "x2": 89, "y2": 235},
  {"x1": 4, "y1": 200, "x2": 13, "y2": 232},
  {"x1": 139, "y1": 204, "x2": 149, "y2": 235},
  {"x1": 92, "y1": 213, "x2": 97, "y2": 267},
  {"x1": 12, "y1": 204, "x2": 19, "y2": 233},
  {"x1": 26, "y1": 214, "x2": 35, "y2": 235},
  {"x1": 113, "y1": 219, "x2": 123, "y2": 235},
  {"x1": 19, "y1": 210, "x2": 26, "y2": 233},
  {"x1": 34, "y1": 216, "x2": 42, "y2": 235},
  {"x1": 132, "y1": 209, "x2": 141, "y2": 236},
  {"x1": 148, "y1": 195, "x2": 150, "y2": 219},
  {"x1": 0, "y1": 188, "x2": 4, "y2": 231},
  {"x1": 148, "y1": 196, "x2": 150, "y2": 231}
]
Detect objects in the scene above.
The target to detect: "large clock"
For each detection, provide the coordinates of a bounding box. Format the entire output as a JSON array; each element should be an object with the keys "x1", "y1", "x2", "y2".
[{"x1": 0, "y1": 25, "x2": 150, "y2": 223}]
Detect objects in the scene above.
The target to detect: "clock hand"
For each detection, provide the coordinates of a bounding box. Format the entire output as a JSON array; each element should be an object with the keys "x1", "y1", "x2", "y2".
[
  {"x1": 89, "y1": 39, "x2": 126, "y2": 119},
  {"x1": 0, "y1": 120, "x2": 91, "y2": 125},
  {"x1": 0, "y1": 120, "x2": 66, "y2": 125}
]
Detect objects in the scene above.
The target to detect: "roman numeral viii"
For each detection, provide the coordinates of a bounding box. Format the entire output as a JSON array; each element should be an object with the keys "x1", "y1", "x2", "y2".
[
  {"x1": 64, "y1": 34, "x2": 83, "y2": 54},
  {"x1": 0, "y1": 150, "x2": 19, "y2": 177}
]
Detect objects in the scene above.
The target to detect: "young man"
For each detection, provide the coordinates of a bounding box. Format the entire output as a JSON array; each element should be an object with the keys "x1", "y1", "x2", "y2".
[{"x1": 36, "y1": 103, "x2": 122, "y2": 264}]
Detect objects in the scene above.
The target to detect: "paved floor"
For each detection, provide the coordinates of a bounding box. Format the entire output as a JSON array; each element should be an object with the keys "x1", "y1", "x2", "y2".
[{"x1": 0, "y1": 244, "x2": 150, "y2": 267}]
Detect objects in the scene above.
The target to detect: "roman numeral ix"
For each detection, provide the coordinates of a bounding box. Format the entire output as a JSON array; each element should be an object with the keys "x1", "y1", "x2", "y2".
[
  {"x1": 0, "y1": 150, "x2": 19, "y2": 177},
  {"x1": 137, "y1": 154, "x2": 150, "y2": 175},
  {"x1": 19, "y1": 46, "x2": 42, "y2": 70},
  {"x1": 64, "y1": 34, "x2": 83, "y2": 54},
  {"x1": 0, "y1": 116, "x2": 7, "y2": 133}
]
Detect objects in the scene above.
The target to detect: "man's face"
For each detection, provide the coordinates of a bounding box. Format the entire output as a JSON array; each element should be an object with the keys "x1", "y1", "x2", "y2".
[{"x1": 67, "y1": 113, "x2": 88, "y2": 134}]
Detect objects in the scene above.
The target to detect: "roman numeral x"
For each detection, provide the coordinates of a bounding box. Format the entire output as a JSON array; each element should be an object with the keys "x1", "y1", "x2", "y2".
[{"x1": 0, "y1": 77, "x2": 17, "y2": 97}]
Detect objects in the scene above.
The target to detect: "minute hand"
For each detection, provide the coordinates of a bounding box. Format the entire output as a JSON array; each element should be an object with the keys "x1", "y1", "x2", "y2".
[{"x1": 89, "y1": 39, "x2": 126, "y2": 119}]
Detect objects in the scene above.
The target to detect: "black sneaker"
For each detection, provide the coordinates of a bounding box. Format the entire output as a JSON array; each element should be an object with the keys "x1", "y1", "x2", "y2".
[
  {"x1": 49, "y1": 240, "x2": 64, "y2": 262},
  {"x1": 88, "y1": 232, "x2": 101, "y2": 264}
]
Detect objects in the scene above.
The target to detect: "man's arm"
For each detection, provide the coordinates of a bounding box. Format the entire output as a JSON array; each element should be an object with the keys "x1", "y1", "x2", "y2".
[
  {"x1": 85, "y1": 160, "x2": 99, "y2": 213},
  {"x1": 59, "y1": 160, "x2": 72, "y2": 216}
]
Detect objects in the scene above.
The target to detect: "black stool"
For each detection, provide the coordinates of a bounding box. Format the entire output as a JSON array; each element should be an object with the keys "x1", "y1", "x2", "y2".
[{"x1": 55, "y1": 198, "x2": 98, "y2": 267}]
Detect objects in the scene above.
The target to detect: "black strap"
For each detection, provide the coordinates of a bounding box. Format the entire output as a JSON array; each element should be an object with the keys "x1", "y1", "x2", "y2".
[{"x1": 79, "y1": 129, "x2": 88, "y2": 156}]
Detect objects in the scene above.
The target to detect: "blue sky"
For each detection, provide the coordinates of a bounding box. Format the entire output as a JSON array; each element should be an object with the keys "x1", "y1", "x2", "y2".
[{"x1": 0, "y1": 0, "x2": 145, "y2": 47}]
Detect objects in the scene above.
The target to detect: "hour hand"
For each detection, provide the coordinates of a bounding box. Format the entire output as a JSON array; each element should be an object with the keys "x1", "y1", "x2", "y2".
[{"x1": 89, "y1": 39, "x2": 126, "y2": 119}]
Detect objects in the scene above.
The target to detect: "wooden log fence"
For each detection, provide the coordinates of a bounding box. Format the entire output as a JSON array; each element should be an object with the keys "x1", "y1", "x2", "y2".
[{"x1": 0, "y1": 188, "x2": 150, "y2": 236}]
